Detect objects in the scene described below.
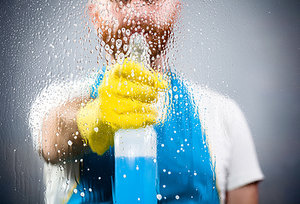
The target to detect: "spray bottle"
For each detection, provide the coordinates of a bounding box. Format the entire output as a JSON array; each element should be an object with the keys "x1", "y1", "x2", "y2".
[{"x1": 114, "y1": 34, "x2": 158, "y2": 203}]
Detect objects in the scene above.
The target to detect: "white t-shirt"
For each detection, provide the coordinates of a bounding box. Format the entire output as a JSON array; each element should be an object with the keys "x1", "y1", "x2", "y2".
[{"x1": 29, "y1": 77, "x2": 263, "y2": 204}]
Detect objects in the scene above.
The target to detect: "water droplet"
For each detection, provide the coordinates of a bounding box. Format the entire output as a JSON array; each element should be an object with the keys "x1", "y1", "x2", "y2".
[
  {"x1": 116, "y1": 39, "x2": 122, "y2": 49},
  {"x1": 67, "y1": 140, "x2": 73, "y2": 146}
]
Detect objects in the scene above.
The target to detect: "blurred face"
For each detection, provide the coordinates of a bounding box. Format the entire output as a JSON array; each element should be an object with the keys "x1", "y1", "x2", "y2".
[{"x1": 88, "y1": 0, "x2": 180, "y2": 65}]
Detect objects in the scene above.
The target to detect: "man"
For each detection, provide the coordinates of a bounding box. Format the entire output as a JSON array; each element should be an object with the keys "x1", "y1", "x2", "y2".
[{"x1": 29, "y1": 0, "x2": 263, "y2": 203}]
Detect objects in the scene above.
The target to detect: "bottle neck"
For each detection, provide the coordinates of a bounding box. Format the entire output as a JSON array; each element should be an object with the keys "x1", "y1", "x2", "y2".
[{"x1": 128, "y1": 33, "x2": 151, "y2": 67}]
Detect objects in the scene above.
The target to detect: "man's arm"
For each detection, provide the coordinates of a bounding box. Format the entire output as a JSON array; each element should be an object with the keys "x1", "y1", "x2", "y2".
[
  {"x1": 226, "y1": 182, "x2": 259, "y2": 204},
  {"x1": 222, "y1": 97, "x2": 263, "y2": 203},
  {"x1": 29, "y1": 79, "x2": 93, "y2": 164},
  {"x1": 41, "y1": 97, "x2": 89, "y2": 164}
]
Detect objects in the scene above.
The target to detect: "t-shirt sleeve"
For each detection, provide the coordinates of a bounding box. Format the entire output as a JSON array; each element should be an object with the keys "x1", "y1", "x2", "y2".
[
  {"x1": 224, "y1": 99, "x2": 264, "y2": 191},
  {"x1": 28, "y1": 79, "x2": 93, "y2": 153}
]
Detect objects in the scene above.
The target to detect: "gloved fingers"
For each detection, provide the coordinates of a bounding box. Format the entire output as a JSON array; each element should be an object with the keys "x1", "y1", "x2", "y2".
[
  {"x1": 115, "y1": 102, "x2": 156, "y2": 115},
  {"x1": 101, "y1": 77, "x2": 158, "y2": 103},
  {"x1": 111, "y1": 59, "x2": 168, "y2": 90},
  {"x1": 100, "y1": 95, "x2": 157, "y2": 115},
  {"x1": 108, "y1": 112, "x2": 157, "y2": 130}
]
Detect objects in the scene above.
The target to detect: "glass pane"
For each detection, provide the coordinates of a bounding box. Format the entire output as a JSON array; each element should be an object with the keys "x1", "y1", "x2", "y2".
[{"x1": 1, "y1": 0, "x2": 299, "y2": 203}]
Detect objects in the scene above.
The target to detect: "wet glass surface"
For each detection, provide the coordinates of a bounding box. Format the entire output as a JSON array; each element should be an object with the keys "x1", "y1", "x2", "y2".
[{"x1": 0, "y1": 0, "x2": 299, "y2": 203}]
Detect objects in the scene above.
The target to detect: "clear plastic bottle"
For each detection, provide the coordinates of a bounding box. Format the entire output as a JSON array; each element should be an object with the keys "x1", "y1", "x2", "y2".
[{"x1": 114, "y1": 34, "x2": 158, "y2": 204}]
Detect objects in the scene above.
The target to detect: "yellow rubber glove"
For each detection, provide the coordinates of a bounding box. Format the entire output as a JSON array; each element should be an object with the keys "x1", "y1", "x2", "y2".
[{"x1": 77, "y1": 59, "x2": 168, "y2": 155}]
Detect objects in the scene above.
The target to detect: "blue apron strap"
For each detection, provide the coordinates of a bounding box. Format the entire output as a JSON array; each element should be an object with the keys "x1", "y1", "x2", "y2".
[
  {"x1": 155, "y1": 73, "x2": 220, "y2": 203},
  {"x1": 90, "y1": 66, "x2": 106, "y2": 99}
]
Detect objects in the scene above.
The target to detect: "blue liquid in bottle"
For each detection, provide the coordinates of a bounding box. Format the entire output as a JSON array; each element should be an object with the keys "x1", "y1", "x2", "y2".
[
  {"x1": 115, "y1": 156, "x2": 157, "y2": 203},
  {"x1": 114, "y1": 127, "x2": 158, "y2": 204}
]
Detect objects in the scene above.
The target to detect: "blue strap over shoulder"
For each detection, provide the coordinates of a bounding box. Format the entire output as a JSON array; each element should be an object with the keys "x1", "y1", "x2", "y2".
[
  {"x1": 154, "y1": 72, "x2": 219, "y2": 203},
  {"x1": 90, "y1": 66, "x2": 106, "y2": 99}
]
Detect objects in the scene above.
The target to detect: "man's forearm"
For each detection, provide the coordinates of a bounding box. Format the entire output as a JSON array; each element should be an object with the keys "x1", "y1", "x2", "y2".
[
  {"x1": 226, "y1": 182, "x2": 259, "y2": 204},
  {"x1": 41, "y1": 97, "x2": 89, "y2": 164}
]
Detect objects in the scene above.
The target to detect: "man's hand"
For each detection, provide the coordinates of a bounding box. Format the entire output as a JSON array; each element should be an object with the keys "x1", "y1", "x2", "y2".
[{"x1": 77, "y1": 59, "x2": 168, "y2": 155}]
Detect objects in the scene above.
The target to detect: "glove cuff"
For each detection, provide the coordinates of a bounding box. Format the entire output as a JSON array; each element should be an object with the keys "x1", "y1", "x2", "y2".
[{"x1": 76, "y1": 99, "x2": 115, "y2": 155}]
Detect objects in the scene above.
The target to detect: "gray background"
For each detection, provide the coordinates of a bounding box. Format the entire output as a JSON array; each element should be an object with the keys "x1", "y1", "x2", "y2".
[{"x1": 0, "y1": 0, "x2": 299, "y2": 203}]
